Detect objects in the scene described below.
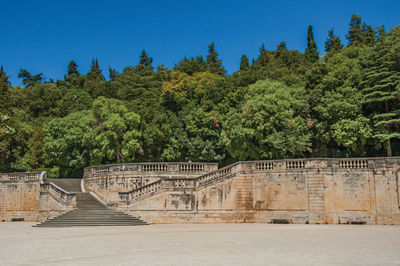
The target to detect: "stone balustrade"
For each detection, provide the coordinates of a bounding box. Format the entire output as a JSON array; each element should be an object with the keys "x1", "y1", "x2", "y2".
[
  {"x1": 83, "y1": 162, "x2": 218, "y2": 178},
  {"x1": 0, "y1": 172, "x2": 42, "y2": 182},
  {"x1": 42, "y1": 182, "x2": 77, "y2": 205},
  {"x1": 339, "y1": 159, "x2": 369, "y2": 168}
]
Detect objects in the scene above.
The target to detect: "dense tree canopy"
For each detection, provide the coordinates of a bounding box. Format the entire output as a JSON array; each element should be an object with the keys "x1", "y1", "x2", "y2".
[{"x1": 1, "y1": 14, "x2": 399, "y2": 177}]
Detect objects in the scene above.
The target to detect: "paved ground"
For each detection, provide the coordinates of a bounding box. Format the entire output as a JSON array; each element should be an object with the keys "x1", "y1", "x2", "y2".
[{"x1": 1, "y1": 223, "x2": 400, "y2": 266}]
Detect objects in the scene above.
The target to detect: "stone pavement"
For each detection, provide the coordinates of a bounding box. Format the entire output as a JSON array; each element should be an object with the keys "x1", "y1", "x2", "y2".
[{"x1": 1, "y1": 223, "x2": 400, "y2": 265}]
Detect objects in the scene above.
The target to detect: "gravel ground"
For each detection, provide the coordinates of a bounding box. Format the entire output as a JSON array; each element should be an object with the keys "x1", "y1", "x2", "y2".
[{"x1": 1, "y1": 223, "x2": 400, "y2": 266}]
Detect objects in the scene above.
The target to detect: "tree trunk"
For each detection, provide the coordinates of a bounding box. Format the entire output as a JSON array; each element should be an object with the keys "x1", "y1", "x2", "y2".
[{"x1": 387, "y1": 138, "x2": 392, "y2": 157}]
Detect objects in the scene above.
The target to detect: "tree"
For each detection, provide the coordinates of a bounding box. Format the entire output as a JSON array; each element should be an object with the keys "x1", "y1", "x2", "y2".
[
  {"x1": 222, "y1": 80, "x2": 311, "y2": 160},
  {"x1": 362, "y1": 23, "x2": 376, "y2": 45},
  {"x1": 109, "y1": 67, "x2": 118, "y2": 80},
  {"x1": 87, "y1": 58, "x2": 104, "y2": 81},
  {"x1": 67, "y1": 61, "x2": 80, "y2": 76},
  {"x1": 18, "y1": 69, "x2": 43, "y2": 87},
  {"x1": 256, "y1": 44, "x2": 270, "y2": 67},
  {"x1": 44, "y1": 97, "x2": 141, "y2": 176},
  {"x1": 139, "y1": 49, "x2": 153, "y2": 68},
  {"x1": 361, "y1": 26, "x2": 400, "y2": 156},
  {"x1": 161, "y1": 71, "x2": 223, "y2": 110},
  {"x1": 276, "y1": 42, "x2": 288, "y2": 57},
  {"x1": 305, "y1": 25, "x2": 319, "y2": 62},
  {"x1": 345, "y1": 14, "x2": 376, "y2": 46},
  {"x1": 27, "y1": 126, "x2": 45, "y2": 169},
  {"x1": 44, "y1": 110, "x2": 94, "y2": 177},
  {"x1": 0, "y1": 66, "x2": 10, "y2": 112},
  {"x1": 56, "y1": 89, "x2": 93, "y2": 116},
  {"x1": 89, "y1": 97, "x2": 141, "y2": 164},
  {"x1": 206, "y1": 42, "x2": 226, "y2": 75},
  {"x1": 0, "y1": 113, "x2": 14, "y2": 137},
  {"x1": 240, "y1": 55, "x2": 249, "y2": 70},
  {"x1": 307, "y1": 45, "x2": 372, "y2": 156},
  {"x1": 84, "y1": 58, "x2": 105, "y2": 97},
  {"x1": 325, "y1": 29, "x2": 343, "y2": 52},
  {"x1": 174, "y1": 56, "x2": 207, "y2": 75}
]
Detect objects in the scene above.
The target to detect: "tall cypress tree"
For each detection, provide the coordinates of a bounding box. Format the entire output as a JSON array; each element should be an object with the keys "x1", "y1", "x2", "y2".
[
  {"x1": 361, "y1": 26, "x2": 400, "y2": 156},
  {"x1": 206, "y1": 42, "x2": 226, "y2": 75},
  {"x1": 325, "y1": 29, "x2": 343, "y2": 52},
  {"x1": 240, "y1": 55, "x2": 249, "y2": 70},
  {"x1": 305, "y1": 25, "x2": 319, "y2": 62}
]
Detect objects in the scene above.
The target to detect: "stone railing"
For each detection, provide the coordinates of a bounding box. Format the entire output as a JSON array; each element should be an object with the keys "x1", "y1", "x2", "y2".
[
  {"x1": 119, "y1": 177, "x2": 198, "y2": 203},
  {"x1": 112, "y1": 157, "x2": 400, "y2": 204},
  {"x1": 84, "y1": 162, "x2": 218, "y2": 178},
  {"x1": 197, "y1": 164, "x2": 237, "y2": 188},
  {"x1": 285, "y1": 160, "x2": 306, "y2": 169},
  {"x1": 41, "y1": 182, "x2": 77, "y2": 206},
  {"x1": 119, "y1": 179, "x2": 163, "y2": 202},
  {"x1": 338, "y1": 159, "x2": 369, "y2": 169},
  {"x1": 255, "y1": 161, "x2": 274, "y2": 170},
  {"x1": 0, "y1": 171, "x2": 43, "y2": 182}
]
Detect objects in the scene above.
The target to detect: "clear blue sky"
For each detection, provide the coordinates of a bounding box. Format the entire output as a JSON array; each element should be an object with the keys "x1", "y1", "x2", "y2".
[{"x1": 1, "y1": 0, "x2": 399, "y2": 86}]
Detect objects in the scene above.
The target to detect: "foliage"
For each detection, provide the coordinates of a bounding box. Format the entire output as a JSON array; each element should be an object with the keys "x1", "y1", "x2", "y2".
[{"x1": 1, "y1": 15, "x2": 398, "y2": 177}]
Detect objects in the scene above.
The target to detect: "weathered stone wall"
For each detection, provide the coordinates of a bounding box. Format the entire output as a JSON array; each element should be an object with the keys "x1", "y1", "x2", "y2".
[
  {"x1": 0, "y1": 172, "x2": 76, "y2": 222},
  {"x1": 38, "y1": 182, "x2": 77, "y2": 222},
  {"x1": 0, "y1": 172, "x2": 43, "y2": 221},
  {"x1": 1, "y1": 158, "x2": 399, "y2": 224},
  {"x1": 117, "y1": 158, "x2": 400, "y2": 225},
  {"x1": 83, "y1": 162, "x2": 218, "y2": 203}
]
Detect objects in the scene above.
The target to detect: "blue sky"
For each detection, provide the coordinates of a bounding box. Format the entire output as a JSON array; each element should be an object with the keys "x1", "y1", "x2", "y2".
[{"x1": 1, "y1": 0, "x2": 399, "y2": 86}]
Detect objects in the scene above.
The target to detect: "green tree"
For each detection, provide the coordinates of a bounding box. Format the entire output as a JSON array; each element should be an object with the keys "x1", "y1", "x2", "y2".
[
  {"x1": 18, "y1": 69, "x2": 43, "y2": 87},
  {"x1": 240, "y1": 55, "x2": 250, "y2": 70},
  {"x1": 87, "y1": 58, "x2": 104, "y2": 81},
  {"x1": 56, "y1": 89, "x2": 93, "y2": 116},
  {"x1": 325, "y1": 29, "x2": 343, "y2": 52},
  {"x1": 256, "y1": 44, "x2": 270, "y2": 67},
  {"x1": 84, "y1": 58, "x2": 105, "y2": 97},
  {"x1": 0, "y1": 66, "x2": 10, "y2": 112},
  {"x1": 346, "y1": 14, "x2": 363, "y2": 45},
  {"x1": 222, "y1": 80, "x2": 311, "y2": 160},
  {"x1": 109, "y1": 67, "x2": 118, "y2": 80},
  {"x1": 306, "y1": 45, "x2": 372, "y2": 156},
  {"x1": 206, "y1": 42, "x2": 226, "y2": 76},
  {"x1": 276, "y1": 42, "x2": 288, "y2": 57},
  {"x1": 174, "y1": 56, "x2": 207, "y2": 75},
  {"x1": 139, "y1": 49, "x2": 153, "y2": 68},
  {"x1": 27, "y1": 126, "x2": 45, "y2": 169},
  {"x1": 67, "y1": 61, "x2": 80, "y2": 76},
  {"x1": 305, "y1": 25, "x2": 319, "y2": 62},
  {"x1": 361, "y1": 26, "x2": 400, "y2": 156}
]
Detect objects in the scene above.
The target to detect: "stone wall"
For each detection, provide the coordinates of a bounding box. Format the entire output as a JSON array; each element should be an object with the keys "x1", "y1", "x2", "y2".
[
  {"x1": 0, "y1": 172, "x2": 76, "y2": 222},
  {"x1": 83, "y1": 162, "x2": 218, "y2": 203},
  {"x1": 1, "y1": 157, "x2": 399, "y2": 224},
  {"x1": 0, "y1": 172, "x2": 43, "y2": 221},
  {"x1": 116, "y1": 158, "x2": 400, "y2": 225}
]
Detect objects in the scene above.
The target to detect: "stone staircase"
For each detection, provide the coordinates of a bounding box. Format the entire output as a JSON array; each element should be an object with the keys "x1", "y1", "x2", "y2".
[
  {"x1": 307, "y1": 174, "x2": 326, "y2": 223},
  {"x1": 47, "y1": 178, "x2": 82, "y2": 192},
  {"x1": 35, "y1": 179, "x2": 148, "y2": 227}
]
